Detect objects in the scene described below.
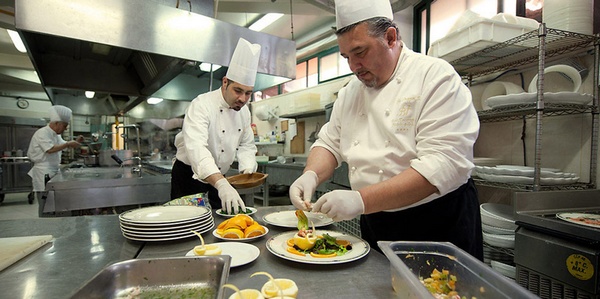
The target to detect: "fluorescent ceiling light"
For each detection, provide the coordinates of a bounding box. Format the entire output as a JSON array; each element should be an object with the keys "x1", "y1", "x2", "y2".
[
  {"x1": 85, "y1": 91, "x2": 95, "y2": 98},
  {"x1": 199, "y1": 63, "x2": 221, "y2": 72},
  {"x1": 249, "y1": 13, "x2": 284, "y2": 32},
  {"x1": 7, "y1": 29, "x2": 26, "y2": 53},
  {"x1": 147, "y1": 97, "x2": 163, "y2": 105}
]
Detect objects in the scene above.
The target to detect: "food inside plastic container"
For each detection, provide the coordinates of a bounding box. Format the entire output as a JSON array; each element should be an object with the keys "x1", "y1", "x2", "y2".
[{"x1": 377, "y1": 241, "x2": 537, "y2": 299}]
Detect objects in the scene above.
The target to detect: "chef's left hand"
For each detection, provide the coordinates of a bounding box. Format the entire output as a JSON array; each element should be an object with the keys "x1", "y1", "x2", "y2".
[{"x1": 312, "y1": 190, "x2": 365, "y2": 222}]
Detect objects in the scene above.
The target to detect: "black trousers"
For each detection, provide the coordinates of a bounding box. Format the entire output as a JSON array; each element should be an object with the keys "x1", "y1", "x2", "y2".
[
  {"x1": 170, "y1": 159, "x2": 222, "y2": 209},
  {"x1": 360, "y1": 179, "x2": 484, "y2": 260}
]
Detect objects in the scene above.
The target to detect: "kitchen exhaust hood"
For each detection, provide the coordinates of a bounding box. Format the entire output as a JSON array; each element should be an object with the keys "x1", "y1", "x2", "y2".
[{"x1": 14, "y1": 0, "x2": 296, "y2": 117}]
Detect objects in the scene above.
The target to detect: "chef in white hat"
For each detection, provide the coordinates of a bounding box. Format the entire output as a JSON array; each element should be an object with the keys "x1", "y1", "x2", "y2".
[
  {"x1": 171, "y1": 37, "x2": 261, "y2": 214},
  {"x1": 27, "y1": 105, "x2": 83, "y2": 216},
  {"x1": 289, "y1": 0, "x2": 483, "y2": 259}
]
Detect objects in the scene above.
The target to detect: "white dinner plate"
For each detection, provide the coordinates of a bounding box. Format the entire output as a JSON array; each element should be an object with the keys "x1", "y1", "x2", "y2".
[
  {"x1": 119, "y1": 218, "x2": 213, "y2": 231},
  {"x1": 485, "y1": 92, "x2": 593, "y2": 109},
  {"x1": 476, "y1": 173, "x2": 579, "y2": 185},
  {"x1": 120, "y1": 219, "x2": 214, "y2": 236},
  {"x1": 556, "y1": 212, "x2": 600, "y2": 229},
  {"x1": 266, "y1": 230, "x2": 370, "y2": 265},
  {"x1": 215, "y1": 207, "x2": 258, "y2": 218},
  {"x1": 186, "y1": 242, "x2": 260, "y2": 267},
  {"x1": 212, "y1": 226, "x2": 269, "y2": 242},
  {"x1": 262, "y1": 210, "x2": 334, "y2": 228},
  {"x1": 119, "y1": 205, "x2": 211, "y2": 224},
  {"x1": 122, "y1": 222, "x2": 214, "y2": 242}
]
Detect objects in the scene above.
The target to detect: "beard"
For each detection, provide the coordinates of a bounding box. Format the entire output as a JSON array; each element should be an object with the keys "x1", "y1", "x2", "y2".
[{"x1": 358, "y1": 75, "x2": 378, "y2": 88}]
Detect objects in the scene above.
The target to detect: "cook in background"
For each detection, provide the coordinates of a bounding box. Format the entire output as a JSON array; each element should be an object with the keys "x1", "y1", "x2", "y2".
[
  {"x1": 27, "y1": 105, "x2": 84, "y2": 217},
  {"x1": 289, "y1": 0, "x2": 483, "y2": 259},
  {"x1": 171, "y1": 37, "x2": 261, "y2": 214}
]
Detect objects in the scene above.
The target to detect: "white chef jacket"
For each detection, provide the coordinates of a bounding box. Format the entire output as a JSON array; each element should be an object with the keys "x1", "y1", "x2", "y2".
[
  {"x1": 314, "y1": 43, "x2": 479, "y2": 212},
  {"x1": 175, "y1": 89, "x2": 257, "y2": 181},
  {"x1": 27, "y1": 125, "x2": 66, "y2": 192}
]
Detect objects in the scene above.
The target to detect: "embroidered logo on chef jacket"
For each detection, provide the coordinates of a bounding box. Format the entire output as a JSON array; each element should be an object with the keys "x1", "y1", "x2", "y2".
[{"x1": 393, "y1": 96, "x2": 419, "y2": 132}]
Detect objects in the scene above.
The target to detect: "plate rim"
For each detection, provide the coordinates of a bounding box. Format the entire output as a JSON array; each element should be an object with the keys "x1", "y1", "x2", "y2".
[
  {"x1": 211, "y1": 225, "x2": 269, "y2": 242},
  {"x1": 262, "y1": 210, "x2": 334, "y2": 228},
  {"x1": 122, "y1": 223, "x2": 215, "y2": 242},
  {"x1": 265, "y1": 230, "x2": 370, "y2": 265},
  {"x1": 119, "y1": 205, "x2": 211, "y2": 224},
  {"x1": 556, "y1": 212, "x2": 600, "y2": 229},
  {"x1": 185, "y1": 242, "x2": 260, "y2": 267},
  {"x1": 215, "y1": 207, "x2": 258, "y2": 218}
]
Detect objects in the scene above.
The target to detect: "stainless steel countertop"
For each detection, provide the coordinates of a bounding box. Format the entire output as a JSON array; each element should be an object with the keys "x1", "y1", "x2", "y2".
[
  {"x1": 0, "y1": 215, "x2": 140, "y2": 299},
  {"x1": 0, "y1": 207, "x2": 396, "y2": 298},
  {"x1": 138, "y1": 205, "x2": 395, "y2": 298}
]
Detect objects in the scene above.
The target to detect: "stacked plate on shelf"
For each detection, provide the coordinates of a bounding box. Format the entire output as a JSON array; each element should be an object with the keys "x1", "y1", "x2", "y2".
[
  {"x1": 480, "y1": 203, "x2": 517, "y2": 279},
  {"x1": 118, "y1": 205, "x2": 214, "y2": 242},
  {"x1": 473, "y1": 165, "x2": 579, "y2": 185}
]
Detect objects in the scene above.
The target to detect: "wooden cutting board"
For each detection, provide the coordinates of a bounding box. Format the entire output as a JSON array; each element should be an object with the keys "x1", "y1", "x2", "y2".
[
  {"x1": 290, "y1": 121, "x2": 305, "y2": 154},
  {"x1": 0, "y1": 235, "x2": 53, "y2": 272}
]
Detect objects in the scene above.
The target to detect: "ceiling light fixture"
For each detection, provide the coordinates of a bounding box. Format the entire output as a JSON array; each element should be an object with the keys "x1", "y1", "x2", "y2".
[
  {"x1": 249, "y1": 13, "x2": 284, "y2": 32},
  {"x1": 85, "y1": 91, "x2": 95, "y2": 98},
  {"x1": 7, "y1": 29, "x2": 26, "y2": 53},
  {"x1": 199, "y1": 63, "x2": 221, "y2": 72},
  {"x1": 147, "y1": 97, "x2": 163, "y2": 105}
]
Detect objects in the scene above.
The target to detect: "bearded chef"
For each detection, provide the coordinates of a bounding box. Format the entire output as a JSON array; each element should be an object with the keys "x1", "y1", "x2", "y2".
[
  {"x1": 289, "y1": 0, "x2": 483, "y2": 259},
  {"x1": 27, "y1": 105, "x2": 83, "y2": 217},
  {"x1": 171, "y1": 38, "x2": 260, "y2": 214}
]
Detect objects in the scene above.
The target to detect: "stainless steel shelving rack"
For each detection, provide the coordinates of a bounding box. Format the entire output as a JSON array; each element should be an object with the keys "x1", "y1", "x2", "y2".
[{"x1": 452, "y1": 24, "x2": 599, "y2": 191}]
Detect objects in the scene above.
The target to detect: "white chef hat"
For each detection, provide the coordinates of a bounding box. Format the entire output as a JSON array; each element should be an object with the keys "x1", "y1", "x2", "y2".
[
  {"x1": 49, "y1": 105, "x2": 73, "y2": 123},
  {"x1": 225, "y1": 38, "x2": 262, "y2": 87},
  {"x1": 335, "y1": 0, "x2": 394, "y2": 29}
]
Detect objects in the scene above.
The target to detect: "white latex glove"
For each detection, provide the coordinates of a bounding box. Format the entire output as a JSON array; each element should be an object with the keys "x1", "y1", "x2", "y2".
[
  {"x1": 289, "y1": 170, "x2": 319, "y2": 211},
  {"x1": 214, "y1": 178, "x2": 246, "y2": 214},
  {"x1": 241, "y1": 168, "x2": 253, "y2": 174},
  {"x1": 312, "y1": 190, "x2": 365, "y2": 222}
]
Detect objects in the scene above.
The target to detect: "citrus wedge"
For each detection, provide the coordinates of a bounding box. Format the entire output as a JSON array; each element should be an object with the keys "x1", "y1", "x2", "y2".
[{"x1": 221, "y1": 227, "x2": 244, "y2": 239}]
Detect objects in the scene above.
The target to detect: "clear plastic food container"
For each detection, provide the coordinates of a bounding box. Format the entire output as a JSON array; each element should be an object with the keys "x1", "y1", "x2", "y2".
[{"x1": 378, "y1": 241, "x2": 537, "y2": 298}]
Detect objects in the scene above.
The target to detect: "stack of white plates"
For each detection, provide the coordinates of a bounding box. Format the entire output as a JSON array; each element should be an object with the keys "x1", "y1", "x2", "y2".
[
  {"x1": 474, "y1": 165, "x2": 580, "y2": 185},
  {"x1": 473, "y1": 157, "x2": 503, "y2": 167},
  {"x1": 480, "y1": 203, "x2": 516, "y2": 246},
  {"x1": 119, "y1": 205, "x2": 214, "y2": 241},
  {"x1": 481, "y1": 203, "x2": 517, "y2": 279}
]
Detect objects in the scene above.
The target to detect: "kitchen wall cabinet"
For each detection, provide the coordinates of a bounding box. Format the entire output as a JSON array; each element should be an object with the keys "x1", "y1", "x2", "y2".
[{"x1": 454, "y1": 24, "x2": 599, "y2": 191}]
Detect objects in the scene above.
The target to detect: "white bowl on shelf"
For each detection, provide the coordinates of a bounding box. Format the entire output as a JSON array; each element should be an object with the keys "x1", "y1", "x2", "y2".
[
  {"x1": 482, "y1": 223, "x2": 515, "y2": 235},
  {"x1": 491, "y1": 260, "x2": 516, "y2": 279}
]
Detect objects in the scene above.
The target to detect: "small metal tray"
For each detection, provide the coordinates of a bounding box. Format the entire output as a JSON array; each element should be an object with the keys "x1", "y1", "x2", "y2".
[{"x1": 70, "y1": 256, "x2": 231, "y2": 299}]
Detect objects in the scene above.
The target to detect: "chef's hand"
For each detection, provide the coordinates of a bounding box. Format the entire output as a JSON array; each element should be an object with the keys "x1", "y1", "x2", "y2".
[
  {"x1": 289, "y1": 170, "x2": 319, "y2": 211},
  {"x1": 215, "y1": 178, "x2": 246, "y2": 214},
  {"x1": 312, "y1": 190, "x2": 365, "y2": 222},
  {"x1": 241, "y1": 168, "x2": 253, "y2": 174}
]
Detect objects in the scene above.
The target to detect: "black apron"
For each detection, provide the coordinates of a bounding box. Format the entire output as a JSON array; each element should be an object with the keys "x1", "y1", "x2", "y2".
[
  {"x1": 360, "y1": 179, "x2": 483, "y2": 260},
  {"x1": 170, "y1": 159, "x2": 222, "y2": 209}
]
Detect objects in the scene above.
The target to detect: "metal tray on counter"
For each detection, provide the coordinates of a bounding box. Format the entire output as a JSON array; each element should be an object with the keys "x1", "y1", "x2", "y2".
[{"x1": 70, "y1": 256, "x2": 231, "y2": 299}]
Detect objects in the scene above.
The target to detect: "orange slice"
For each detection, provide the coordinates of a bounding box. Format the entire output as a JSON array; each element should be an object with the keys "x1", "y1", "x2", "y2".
[
  {"x1": 221, "y1": 227, "x2": 244, "y2": 239},
  {"x1": 244, "y1": 223, "x2": 265, "y2": 238},
  {"x1": 217, "y1": 219, "x2": 230, "y2": 229}
]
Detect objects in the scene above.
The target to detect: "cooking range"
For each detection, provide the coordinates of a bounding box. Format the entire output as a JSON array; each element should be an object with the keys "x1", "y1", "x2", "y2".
[{"x1": 514, "y1": 189, "x2": 600, "y2": 299}]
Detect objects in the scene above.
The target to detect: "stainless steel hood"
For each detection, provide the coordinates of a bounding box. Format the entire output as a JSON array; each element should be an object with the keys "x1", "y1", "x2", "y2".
[{"x1": 14, "y1": 0, "x2": 296, "y2": 118}]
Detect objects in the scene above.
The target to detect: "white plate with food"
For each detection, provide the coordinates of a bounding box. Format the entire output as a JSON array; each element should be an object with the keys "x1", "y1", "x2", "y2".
[
  {"x1": 212, "y1": 226, "x2": 269, "y2": 242},
  {"x1": 186, "y1": 242, "x2": 260, "y2": 267},
  {"x1": 215, "y1": 207, "x2": 257, "y2": 218},
  {"x1": 556, "y1": 212, "x2": 600, "y2": 229},
  {"x1": 119, "y1": 205, "x2": 211, "y2": 225},
  {"x1": 266, "y1": 230, "x2": 370, "y2": 265},
  {"x1": 263, "y1": 210, "x2": 334, "y2": 228}
]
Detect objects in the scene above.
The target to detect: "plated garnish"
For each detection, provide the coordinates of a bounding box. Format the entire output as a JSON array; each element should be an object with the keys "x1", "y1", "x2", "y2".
[
  {"x1": 215, "y1": 214, "x2": 267, "y2": 239},
  {"x1": 217, "y1": 207, "x2": 256, "y2": 216},
  {"x1": 285, "y1": 210, "x2": 352, "y2": 258}
]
